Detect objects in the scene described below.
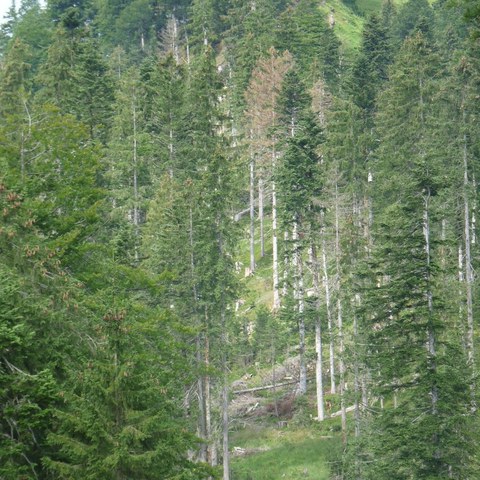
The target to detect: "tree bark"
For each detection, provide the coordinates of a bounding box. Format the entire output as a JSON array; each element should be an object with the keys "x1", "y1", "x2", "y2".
[
  {"x1": 334, "y1": 180, "x2": 346, "y2": 442},
  {"x1": 250, "y1": 156, "x2": 256, "y2": 272},
  {"x1": 132, "y1": 98, "x2": 139, "y2": 263},
  {"x1": 189, "y1": 207, "x2": 208, "y2": 461},
  {"x1": 293, "y1": 221, "x2": 307, "y2": 395},
  {"x1": 272, "y1": 154, "x2": 280, "y2": 311},
  {"x1": 310, "y1": 244, "x2": 325, "y2": 420},
  {"x1": 259, "y1": 176, "x2": 265, "y2": 258},
  {"x1": 321, "y1": 213, "x2": 336, "y2": 394},
  {"x1": 423, "y1": 190, "x2": 438, "y2": 416}
]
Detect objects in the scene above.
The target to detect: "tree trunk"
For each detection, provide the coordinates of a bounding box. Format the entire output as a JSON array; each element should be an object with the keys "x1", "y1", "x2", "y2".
[
  {"x1": 222, "y1": 379, "x2": 229, "y2": 480},
  {"x1": 294, "y1": 221, "x2": 307, "y2": 395},
  {"x1": 250, "y1": 156, "x2": 255, "y2": 273},
  {"x1": 282, "y1": 231, "x2": 289, "y2": 297},
  {"x1": 217, "y1": 221, "x2": 230, "y2": 480},
  {"x1": 172, "y1": 15, "x2": 180, "y2": 64},
  {"x1": 220, "y1": 305, "x2": 229, "y2": 479},
  {"x1": 272, "y1": 340, "x2": 279, "y2": 417},
  {"x1": 462, "y1": 117, "x2": 475, "y2": 379},
  {"x1": 353, "y1": 310, "x2": 360, "y2": 437},
  {"x1": 321, "y1": 213, "x2": 336, "y2": 394},
  {"x1": 310, "y1": 244, "x2": 325, "y2": 420},
  {"x1": 259, "y1": 177, "x2": 265, "y2": 258},
  {"x1": 272, "y1": 153, "x2": 280, "y2": 311},
  {"x1": 423, "y1": 190, "x2": 438, "y2": 416},
  {"x1": 132, "y1": 98, "x2": 139, "y2": 263},
  {"x1": 189, "y1": 208, "x2": 207, "y2": 461},
  {"x1": 334, "y1": 180, "x2": 346, "y2": 442},
  {"x1": 196, "y1": 335, "x2": 207, "y2": 462}
]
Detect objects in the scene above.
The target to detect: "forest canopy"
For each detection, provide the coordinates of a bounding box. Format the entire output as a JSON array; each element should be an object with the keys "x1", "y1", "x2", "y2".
[{"x1": 1, "y1": 0, "x2": 480, "y2": 479}]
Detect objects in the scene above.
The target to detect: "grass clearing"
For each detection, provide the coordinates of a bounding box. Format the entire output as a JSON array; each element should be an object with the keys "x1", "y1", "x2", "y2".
[{"x1": 230, "y1": 425, "x2": 342, "y2": 480}]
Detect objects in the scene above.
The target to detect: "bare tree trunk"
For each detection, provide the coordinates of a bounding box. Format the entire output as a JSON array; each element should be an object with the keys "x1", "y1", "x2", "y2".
[
  {"x1": 310, "y1": 244, "x2": 325, "y2": 420},
  {"x1": 338, "y1": 298, "x2": 347, "y2": 442},
  {"x1": 462, "y1": 126, "x2": 477, "y2": 411},
  {"x1": 334, "y1": 180, "x2": 346, "y2": 442},
  {"x1": 293, "y1": 221, "x2": 307, "y2": 395},
  {"x1": 418, "y1": 83, "x2": 437, "y2": 417},
  {"x1": 216, "y1": 221, "x2": 230, "y2": 480},
  {"x1": 353, "y1": 310, "x2": 360, "y2": 437},
  {"x1": 321, "y1": 213, "x2": 336, "y2": 394},
  {"x1": 196, "y1": 335, "x2": 207, "y2": 462},
  {"x1": 20, "y1": 130, "x2": 25, "y2": 181},
  {"x1": 168, "y1": 123, "x2": 174, "y2": 179},
  {"x1": 259, "y1": 177, "x2": 265, "y2": 258},
  {"x1": 204, "y1": 331, "x2": 217, "y2": 467},
  {"x1": 132, "y1": 99, "x2": 140, "y2": 263},
  {"x1": 220, "y1": 306, "x2": 229, "y2": 479},
  {"x1": 423, "y1": 190, "x2": 438, "y2": 415},
  {"x1": 250, "y1": 157, "x2": 255, "y2": 273},
  {"x1": 222, "y1": 379, "x2": 229, "y2": 480},
  {"x1": 184, "y1": 27, "x2": 191, "y2": 66},
  {"x1": 272, "y1": 152, "x2": 280, "y2": 311},
  {"x1": 189, "y1": 208, "x2": 207, "y2": 461},
  {"x1": 172, "y1": 15, "x2": 180, "y2": 64},
  {"x1": 282, "y1": 231, "x2": 289, "y2": 297},
  {"x1": 272, "y1": 340, "x2": 279, "y2": 417}
]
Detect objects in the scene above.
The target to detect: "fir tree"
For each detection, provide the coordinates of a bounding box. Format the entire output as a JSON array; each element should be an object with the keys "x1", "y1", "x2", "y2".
[
  {"x1": 359, "y1": 31, "x2": 479, "y2": 479},
  {"x1": 37, "y1": 10, "x2": 114, "y2": 142},
  {"x1": 276, "y1": 70, "x2": 323, "y2": 395}
]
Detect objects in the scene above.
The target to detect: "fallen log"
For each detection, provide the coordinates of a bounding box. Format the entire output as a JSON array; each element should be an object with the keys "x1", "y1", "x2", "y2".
[
  {"x1": 330, "y1": 405, "x2": 355, "y2": 418},
  {"x1": 232, "y1": 380, "x2": 298, "y2": 395}
]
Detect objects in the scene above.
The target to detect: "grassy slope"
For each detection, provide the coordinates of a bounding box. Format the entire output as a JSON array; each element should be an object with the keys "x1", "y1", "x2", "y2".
[
  {"x1": 232, "y1": 429, "x2": 341, "y2": 480},
  {"x1": 319, "y1": 0, "x2": 365, "y2": 52},
  {"x1": 231, "y1": 426, "x2": 342, "y2": 480},
  {"x1": 318, "y1": 0, "x2": 411, "y2": 53},
  {"x1": 356, "y1": 0, "x2": 407, "y2": 14}
]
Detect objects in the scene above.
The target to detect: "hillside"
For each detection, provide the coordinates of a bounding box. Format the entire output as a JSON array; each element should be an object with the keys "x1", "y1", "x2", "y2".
[{"x1": 0, "y1": 1, "x2": 479, "y2": 480}]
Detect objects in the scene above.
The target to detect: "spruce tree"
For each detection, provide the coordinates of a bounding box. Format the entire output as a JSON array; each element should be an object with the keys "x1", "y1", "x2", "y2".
[
  {"x1": 276, "y1": 70, "x2": 322, "y2": 396},
  {"x1": 359, "y1": 31, "x2": 479, "y2": 479},
  {"x1": 0, "y1": 176, "x2": 59, "y2": 480},
  {"x1": 275, "y1": 0, "x2": 340, "y2": 87},
  {"x1": 37, "y1": 9, "x2": 114, "y2": 142},
  {"x1": 145, "y1": 46, "x2": 238, "y2": 475}
]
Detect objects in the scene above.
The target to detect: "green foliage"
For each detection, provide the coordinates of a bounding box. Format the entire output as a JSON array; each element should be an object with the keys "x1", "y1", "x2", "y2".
[
  {"x1": 347, "y1": 13, "x2": 392, "y2": 114},
  {"x1": 141, "y1": 54, "x2": 186, "y2": 177},
  {"x1": 391, "y1": 0, "x2": 434, "y2": 42},
  {"x1": 0, "y1": 0, "x2": 18, "y2": 55},
  {"x1": 275, "y1": 0, "x2": 340, "y2": 86},
  {"x1": 1, "y1": 1, "x2": 51, "y2": 73},
  {"x1": 352, "y1": 30, "x2": 480, "y2": 479},
  {"x1": 2, "y1": 1, "x2": 480, "y2": 478},
  {"x1": 461, "y1": 0, "x2": 480, "y2": 35},
  {"x1": 189, "y1": 0, "x2": 225, "y2": 49},
  {"x1": 0, "y1": 169, "x2": 71, "y2": 479},
  {"x1": 44, "y1": 295, "x2": 210, "y2": 479},
  {"x1": 223, "y1": 0, "x2": 282, "y2": 111},
  {"x1": 37, "y1": 18, "x2": 114, "y2": 141}
]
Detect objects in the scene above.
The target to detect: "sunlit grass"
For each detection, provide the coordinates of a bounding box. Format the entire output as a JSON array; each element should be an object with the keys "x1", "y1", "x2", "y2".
[
  {"x1": 319, "y1": 0, "x2": 365, "y2": 53},
  {"x1": 230, "y1": 425, "x2": 342, "y2": 480}
]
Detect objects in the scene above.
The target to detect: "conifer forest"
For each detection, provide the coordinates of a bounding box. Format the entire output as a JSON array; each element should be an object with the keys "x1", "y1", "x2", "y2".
[{"x1": 1, "y1": 0, "x2": 480, "y2": 478}]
